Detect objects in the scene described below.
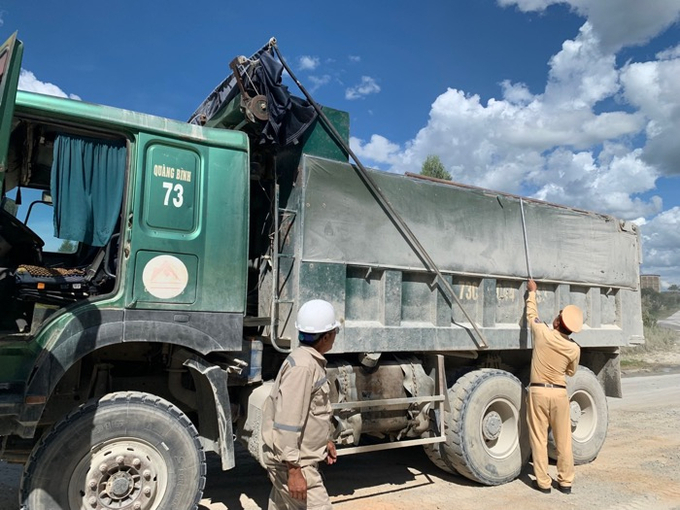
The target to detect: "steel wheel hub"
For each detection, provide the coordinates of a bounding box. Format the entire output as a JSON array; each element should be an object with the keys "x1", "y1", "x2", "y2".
[
  {"x1": 107, "y1": 470, "x2": 135, "y2": 498},
  {"x1": 75, "y1": 441, "x2": 163, "y2": 510},
  {"x1": 569, "y1": 389, "x2": 598, "y2": 443},
  {"x1": 570, "y1": 400, "x2": 582, "y2": 428},
  {"x1": 482, "y1": 411, "x2": 503, "y2": 441},
  {"x1": 479, "y1": 396, "x2": 520, "y2": 460}
]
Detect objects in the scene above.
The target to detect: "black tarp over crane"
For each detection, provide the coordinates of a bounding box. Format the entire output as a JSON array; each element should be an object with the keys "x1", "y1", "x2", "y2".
[{"x1": 187, "y1": 37, "x2": 317, "y2": 148}]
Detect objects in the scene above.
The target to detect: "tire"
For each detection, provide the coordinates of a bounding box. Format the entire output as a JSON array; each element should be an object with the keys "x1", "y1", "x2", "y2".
[
  {"x1": 422, "y1": 366, "x2": 475, "y2": 475},
  {"x1": 426, "y1": 369, "x2": 529, "y2": 485},
  {"x1": 21, "y1": 391, "x2": 206, "y2": 510},
  {"x1": 423, "y1": 433, "x2": 456, "y2": 475},
  {"x1": 548, "y1": 366, "x2": 608, "y2": 464}
]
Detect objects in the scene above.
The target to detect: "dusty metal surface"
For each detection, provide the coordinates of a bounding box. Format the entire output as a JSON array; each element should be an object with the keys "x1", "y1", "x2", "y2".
[
  {"x1": 301, "y1": 156, "x2": 639, "y2": 289},
  {"x1": 269, "y1": 156, "x2": 643, "y2": 353}
]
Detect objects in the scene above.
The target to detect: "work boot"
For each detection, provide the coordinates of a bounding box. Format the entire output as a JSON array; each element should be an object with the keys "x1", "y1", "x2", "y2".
[
  {"x1": 532, "y1": 480, "x2": 551, "y2": 494},
  {"x1": 557, "y1": 485, "x2": 572, "y2": 494}
]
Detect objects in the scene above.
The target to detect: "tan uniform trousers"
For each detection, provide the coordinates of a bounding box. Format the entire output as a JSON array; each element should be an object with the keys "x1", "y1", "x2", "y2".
[
  {"x1": 265, "y1": 455, "x2": 332, "y2": 510},
  {"x1": 527, "y1": 386, "x2": 574, "y2": 489}
]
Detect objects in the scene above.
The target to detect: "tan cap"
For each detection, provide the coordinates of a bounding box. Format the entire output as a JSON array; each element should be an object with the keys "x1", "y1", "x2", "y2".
[{"x1": 561, "y1": 305, "x2": 583, "y2": 333}]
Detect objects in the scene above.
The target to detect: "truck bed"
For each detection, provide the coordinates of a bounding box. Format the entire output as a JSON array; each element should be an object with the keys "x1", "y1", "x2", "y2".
[{"x1": 266, "y1": 155, "x2": 643, "y2": 353}]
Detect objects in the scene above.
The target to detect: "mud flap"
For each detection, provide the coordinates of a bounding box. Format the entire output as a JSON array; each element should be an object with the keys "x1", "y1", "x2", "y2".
[{"x1": 184, "y1": 357, "x2": 235, "y2": 470}]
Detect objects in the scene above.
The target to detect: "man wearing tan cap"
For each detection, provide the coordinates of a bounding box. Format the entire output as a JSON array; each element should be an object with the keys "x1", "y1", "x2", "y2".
[{"x1": 525, "y1": 279, "x2": 582, "y2": 495}]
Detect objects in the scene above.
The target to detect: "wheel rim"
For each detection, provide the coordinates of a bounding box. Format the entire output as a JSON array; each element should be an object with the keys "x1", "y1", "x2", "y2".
[
  {"x1": 479, "y1": 397, "x2": 519, "y2": 459},
  {"x1": 69, "y1": 437, "x2": 169, "y2": 510},
  {"x1": 570, "y1": 389, "x2": 597, "y2": 443}
]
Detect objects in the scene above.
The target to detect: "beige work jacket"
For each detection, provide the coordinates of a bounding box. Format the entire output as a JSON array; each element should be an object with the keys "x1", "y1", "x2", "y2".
[
  {"x1": 262, "y1": 344, "x2": 333, "y2": 466},
  {"x1": 526, "y1": 291, "x2": 581, "y2": 386}
]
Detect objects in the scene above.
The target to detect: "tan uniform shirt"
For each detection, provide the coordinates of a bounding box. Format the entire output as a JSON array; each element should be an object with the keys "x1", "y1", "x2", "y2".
[
  {"x1": 526, "y1": 291, "x2": 581, "y2": 385},
  {"x1": 262, "y1": 344, "x2": 333, "y2": 466}
]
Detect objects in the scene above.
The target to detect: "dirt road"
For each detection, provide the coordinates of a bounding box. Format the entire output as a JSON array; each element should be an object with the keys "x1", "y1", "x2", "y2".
[
  {"x1": 199, "y1": 373, "x2": 680, "y2": 510},
  {"x1": 1, "y1": 373, "x2": 678, "y2": 510}
]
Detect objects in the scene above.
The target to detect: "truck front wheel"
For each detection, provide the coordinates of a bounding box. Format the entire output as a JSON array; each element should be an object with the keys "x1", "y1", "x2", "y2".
[
  {"x1": 430, "y1": 368, "x2": 529, "y2": 485},
  {"x1": 21, "y1": 391, "x2": 206, "y2": 510}
]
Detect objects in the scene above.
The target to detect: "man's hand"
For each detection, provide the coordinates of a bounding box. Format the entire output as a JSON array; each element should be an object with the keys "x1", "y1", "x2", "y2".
[
  {"x1": 326, "y1": 441, "x2": 337, "y2": 465},
  {"x1": 286, "y1": 463, "x2": 307, "y2": 501},
  {"x1": 527, "y1": 279, "x2": 537, "y2": 292}
]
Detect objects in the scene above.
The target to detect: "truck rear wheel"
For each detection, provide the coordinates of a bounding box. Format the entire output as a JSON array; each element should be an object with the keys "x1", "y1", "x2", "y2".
[
  {"x1": 548, "y1": 366, "x2": 608, "y2": 464},
  {"x1": 425, "y1": 369, "x2": 529, "y2": 485},
  {"x1": 21, "y1": 391, "x2": 206, "y2": 510},
  {"x1": 445, "y1": 369, "x2": 528, "y2": 485}
]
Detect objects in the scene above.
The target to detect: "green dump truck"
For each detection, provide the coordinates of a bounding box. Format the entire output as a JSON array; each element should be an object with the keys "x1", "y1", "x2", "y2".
[{"x1": 0, "y1": 34, "x2": 643, "y2": 509}]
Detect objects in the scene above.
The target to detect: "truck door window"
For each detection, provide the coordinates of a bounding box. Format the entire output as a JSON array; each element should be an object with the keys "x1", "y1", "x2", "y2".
[{"x1": 20, "y1": 189, "x2": 78, "y2": 254}]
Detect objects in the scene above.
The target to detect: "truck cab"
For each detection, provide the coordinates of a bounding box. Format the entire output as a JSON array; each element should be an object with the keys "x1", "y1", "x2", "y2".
[{"x1": 0, "y1": 33, "x2": 252, "y2": 510}]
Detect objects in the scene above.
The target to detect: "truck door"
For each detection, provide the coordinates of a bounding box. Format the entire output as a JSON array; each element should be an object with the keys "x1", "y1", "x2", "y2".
[
  {"x1": 0, "y1": 32, "x2": 23, "y2": 189},
  {"x1": 124, "y1": 132, "x2": 249, "y2": 315}
]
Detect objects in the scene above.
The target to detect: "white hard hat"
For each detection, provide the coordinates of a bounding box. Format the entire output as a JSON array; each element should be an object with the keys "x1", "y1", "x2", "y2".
[{"x1": 295, "y1": 299, "x2": 340, "y2": 334}]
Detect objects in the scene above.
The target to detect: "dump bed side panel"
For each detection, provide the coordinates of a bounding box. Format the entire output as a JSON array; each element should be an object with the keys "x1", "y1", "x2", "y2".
[
  {"x1": 301, "y1": 157, "x2": 639, "y2": 289},
  {"x1": 274, "y1": 156, "x2": 643, "y2": 353}
]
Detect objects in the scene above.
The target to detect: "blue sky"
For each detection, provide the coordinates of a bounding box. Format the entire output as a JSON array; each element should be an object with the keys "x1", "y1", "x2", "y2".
[{"x1": 2, "y1": 0, "x2": 680, "y2": 286}]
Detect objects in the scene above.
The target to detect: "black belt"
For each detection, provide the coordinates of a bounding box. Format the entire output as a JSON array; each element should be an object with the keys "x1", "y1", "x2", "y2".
[{"x1": 530, "y1": 382, "x2": 566, "y2": 389}]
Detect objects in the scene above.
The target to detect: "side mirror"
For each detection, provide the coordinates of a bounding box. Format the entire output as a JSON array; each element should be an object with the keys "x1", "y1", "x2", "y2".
[{"x1": 41, "y1": 191, "x2": 53, "y2": 204}]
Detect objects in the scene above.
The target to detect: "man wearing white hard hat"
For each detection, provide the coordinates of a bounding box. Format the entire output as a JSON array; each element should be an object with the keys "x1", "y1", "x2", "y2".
[
  {"x1": 262, "y1": 299, "x2": 339, "y2": 509},
  {"x1": 525, "y1": 279, "x2": 582, "y2": 495}
]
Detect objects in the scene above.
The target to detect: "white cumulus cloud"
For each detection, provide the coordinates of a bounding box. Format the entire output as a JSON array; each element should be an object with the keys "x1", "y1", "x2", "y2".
[
  {"x1": 620, "y1": 56, "x2": 680, "y2": 177},
  {"x1": 359, "y1": 4, "x2": 668, "y2": 221},
  {"x1": 345, "y1": 76, "x2": 381, "y2": 100},
  {"x1": 544, "y1": 23, "x2": 620, "y2": 108},
  {"x1": 656, "y1": 44, "x2": 680, "y2": 60},
  {"x1": 18, "y1": 70, "x2": 81, "y2": 100},
  {"x1": 498, "y1": 0, "x2": 680, "y2": 52},
  {"x1": 639, "y1": 207, "x2": 680, "y2": 283},
  {"x1": 298, "y1": 56, "x2": 320, "y2": 71},
  {"x1": 307, "y1": 75, "x2": 331, "y2": 93},
  {"x1": 351, "y1": 0, "x2": 680, "y2": 282},
  {"x1": 350, "y1": 134, "x2": 401, "y2": 164}
]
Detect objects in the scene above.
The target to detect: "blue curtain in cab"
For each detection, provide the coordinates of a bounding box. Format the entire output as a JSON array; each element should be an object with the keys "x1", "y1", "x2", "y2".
[{"x1": 51, "y1": 134, "x2": 126, "y2": 247}]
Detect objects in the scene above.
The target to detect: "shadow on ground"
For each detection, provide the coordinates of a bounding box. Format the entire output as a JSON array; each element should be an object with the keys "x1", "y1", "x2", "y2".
[{"x1": 200, "y1": 443, "x2": 505, "y2": 509}]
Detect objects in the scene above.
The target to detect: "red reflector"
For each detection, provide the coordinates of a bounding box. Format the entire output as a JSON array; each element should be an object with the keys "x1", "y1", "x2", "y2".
[{"x1": 25, "y1": 395, "x2": 47, "y2": 404}]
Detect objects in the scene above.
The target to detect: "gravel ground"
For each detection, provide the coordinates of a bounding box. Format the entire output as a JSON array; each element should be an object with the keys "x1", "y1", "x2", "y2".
[
  {"x1": 195, "y1": 373, "x2": 680, "y2": 510},
  {"x1": 2, "y1": 339, "x2": 679, "y2": 510}
]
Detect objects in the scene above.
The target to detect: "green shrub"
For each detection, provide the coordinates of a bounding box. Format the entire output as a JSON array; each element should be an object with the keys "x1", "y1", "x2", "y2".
[
  {"x1": 622, "y1": 324, "x2": 678, "y2": 355},
  {"x1": 641, "y1": 288, "x2": 680, "y2": 327},
  {"x1": 621, "y1": 290, "x2": 679, "y2": 361}
]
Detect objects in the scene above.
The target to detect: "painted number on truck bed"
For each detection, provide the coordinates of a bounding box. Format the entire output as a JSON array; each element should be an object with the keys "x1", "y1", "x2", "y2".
[
  {"x1": 459, "y1": 284, "x2": 478, "y2": 300},
  {"x1": 496, "y1": 287, "x2": 516, "y2": 301},
  {"x1": 458, "y1": 284, "x2": 522, "y2": 302}
]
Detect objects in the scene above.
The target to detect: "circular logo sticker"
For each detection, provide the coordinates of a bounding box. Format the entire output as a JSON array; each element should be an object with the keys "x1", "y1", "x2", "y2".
[{"x1": 142, "y1": 255, "x2": 189, "y2": 299}]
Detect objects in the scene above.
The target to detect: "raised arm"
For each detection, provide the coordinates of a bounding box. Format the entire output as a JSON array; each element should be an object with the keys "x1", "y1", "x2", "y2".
[{"x1": 526, "y1": 279, "x2": 540, "y2": 325}]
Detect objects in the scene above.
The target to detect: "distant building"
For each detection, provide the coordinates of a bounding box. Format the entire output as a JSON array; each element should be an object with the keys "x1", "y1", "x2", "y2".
[{"x1": 640, "y1": 274, "x2": 661, "y2": 292}]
